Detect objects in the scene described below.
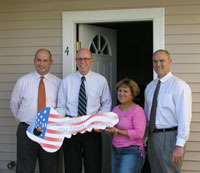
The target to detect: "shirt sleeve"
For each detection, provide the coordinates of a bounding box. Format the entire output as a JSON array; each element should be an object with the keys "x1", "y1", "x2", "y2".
[
  {"x1": 97, "y1": 78, "x2": 112, "y2": 113},
  {"x1": 56, "y1": 80, "x2": 67, "y2": 117},
  {"x1": 127, "y1": 107, "x2": 146, "y2": 140},
  {"x1": 174, "y1": 82, "x2": 192, "y2": 147},
  {"x1": 144, "y1": 87, "x2": 149, "y2": 121},
  {"x1": 10, "y1": 79, "x2": 22, "y2": 121},
  {"x1": 143, "y1": 88, "x2": 149, "y2": 143}
]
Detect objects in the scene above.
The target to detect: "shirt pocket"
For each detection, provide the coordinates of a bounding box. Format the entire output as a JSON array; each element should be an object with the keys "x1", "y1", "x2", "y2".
[
  {"x1": 158, "y1": 92, "x2": 174, "y2": 109},
  {"x1": 88, "y1": 92, "x2": 101, "y2": 106}
]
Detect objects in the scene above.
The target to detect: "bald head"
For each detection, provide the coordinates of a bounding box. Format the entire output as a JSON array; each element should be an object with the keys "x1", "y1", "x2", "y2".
[
  {"x1": 153, "y1": 49, "x2": 171, "y2": 59},
  {"x1": 76, "y1": 48, "x2": 92, "y2": 59},
  {"x1": 76, "y1": 48, "x2": 94, "y2": 75},
  {"x1": 35, "y1": 49, "x2": 52, "y2": 60}
]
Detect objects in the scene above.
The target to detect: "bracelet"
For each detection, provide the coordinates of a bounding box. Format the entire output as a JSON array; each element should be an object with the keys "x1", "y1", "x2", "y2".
[{"x1": 115, "y1": 129, "x2": 119, "y2": 135}]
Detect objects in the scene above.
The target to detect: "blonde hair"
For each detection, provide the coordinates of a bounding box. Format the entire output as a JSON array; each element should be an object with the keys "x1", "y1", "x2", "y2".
[{"x1": 116, "y1": 78, "x2": 140, "y2": 98}]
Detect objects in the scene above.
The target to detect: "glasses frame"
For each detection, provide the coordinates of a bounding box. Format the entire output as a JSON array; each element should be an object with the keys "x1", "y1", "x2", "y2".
[{"x1": 76, "y1": 58, "x2": 92, "y2": 62}]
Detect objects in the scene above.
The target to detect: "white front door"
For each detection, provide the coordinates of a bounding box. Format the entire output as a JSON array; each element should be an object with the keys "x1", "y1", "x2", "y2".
[{"x1": 78, "y1": 24, "x2": 117, "y2": 106}]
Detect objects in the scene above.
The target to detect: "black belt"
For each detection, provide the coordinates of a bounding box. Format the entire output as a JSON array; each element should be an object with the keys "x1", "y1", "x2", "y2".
[
  {"x1": 21, "y1": 122, "x2": 29, "y2": 127},
  {"x1": 152, "y1": 126, "x2": 178, "y2": 133}
]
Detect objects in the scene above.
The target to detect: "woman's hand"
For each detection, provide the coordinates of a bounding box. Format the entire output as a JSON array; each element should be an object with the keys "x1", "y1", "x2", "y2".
[{"x1": 104, "y1": 127, "x2": 119, "y2": 135}]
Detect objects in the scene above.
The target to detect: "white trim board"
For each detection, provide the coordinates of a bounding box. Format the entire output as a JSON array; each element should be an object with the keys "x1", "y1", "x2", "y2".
[{"x1": 62, "y1": 8, "x2": 165, "y2": 78}]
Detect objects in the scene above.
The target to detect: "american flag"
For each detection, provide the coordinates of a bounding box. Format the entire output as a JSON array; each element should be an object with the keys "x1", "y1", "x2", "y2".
[
  {"x1": 27, "y1": 107, "x2": 119, "y2": 153},
  {"x1": 26, "y1": 107, "x2": 65, "y2": 153}
]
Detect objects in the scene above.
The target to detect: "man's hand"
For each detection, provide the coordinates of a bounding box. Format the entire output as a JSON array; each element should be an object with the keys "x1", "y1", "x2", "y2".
[{"x1": 172, "y1": 146, "x2": 184, "y2": 163}]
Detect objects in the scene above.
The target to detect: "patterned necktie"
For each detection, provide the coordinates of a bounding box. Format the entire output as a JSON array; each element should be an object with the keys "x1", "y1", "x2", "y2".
[
  {"x1": 38, "y1": 76, "x2": 46, "y2": 113},
  {"x1": 78, "y1": 76, "x2": 87, "y2": 116},
  {"x1": 149, "y1": 80, "x2": 161, "y2": 132}
]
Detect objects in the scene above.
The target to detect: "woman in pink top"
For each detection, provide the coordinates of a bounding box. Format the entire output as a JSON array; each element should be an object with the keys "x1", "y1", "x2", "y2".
[{"x1": 105, "y1": 78, "x2": 146, "y2": 173}]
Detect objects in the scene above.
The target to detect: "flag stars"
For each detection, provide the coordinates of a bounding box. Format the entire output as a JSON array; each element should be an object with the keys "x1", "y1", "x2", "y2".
[{"x1": 27, "y1": 107, "x2": 51, "y2": 139}]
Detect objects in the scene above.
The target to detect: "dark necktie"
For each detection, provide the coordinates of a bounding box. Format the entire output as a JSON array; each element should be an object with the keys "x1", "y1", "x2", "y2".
[
  {"x1": 38, "y1": 76, "x2": 46, "y2": 113},
  {"x1": 149, "y1": 80, "x2": 161, "y2": 132},
  {"x1": 78, "y1": 76, "x2": 87, "y2": 116}
]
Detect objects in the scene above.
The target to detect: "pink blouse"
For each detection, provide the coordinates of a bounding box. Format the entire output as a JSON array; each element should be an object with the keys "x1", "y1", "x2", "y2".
[{"x1": 112, "y1": 104, "x2": 146, "y2": 148}]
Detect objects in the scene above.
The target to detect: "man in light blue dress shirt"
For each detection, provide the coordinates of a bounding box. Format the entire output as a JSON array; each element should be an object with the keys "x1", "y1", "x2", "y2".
[{"x1": 57, "y1": 48, "x2": 112, "y2": 173}]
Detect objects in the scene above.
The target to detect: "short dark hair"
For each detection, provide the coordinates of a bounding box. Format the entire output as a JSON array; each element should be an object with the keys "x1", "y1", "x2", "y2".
[{"x1": 116, "y1": 78, "x2": 140, "y2": 98}]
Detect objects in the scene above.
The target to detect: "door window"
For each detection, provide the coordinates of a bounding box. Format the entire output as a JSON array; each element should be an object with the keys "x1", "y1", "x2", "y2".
[{"x1": 90, "y1": 34, "x2": 110, "y2": 55}]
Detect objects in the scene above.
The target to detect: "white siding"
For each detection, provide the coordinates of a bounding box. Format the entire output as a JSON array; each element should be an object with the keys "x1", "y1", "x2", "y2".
[{"x1": 0, "y1": 0, "x2": 200, "y2": 172}]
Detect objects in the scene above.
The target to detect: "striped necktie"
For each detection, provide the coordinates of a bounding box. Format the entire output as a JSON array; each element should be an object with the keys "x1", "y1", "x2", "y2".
[
  {"x1": 78, "y1": 76, "x2": 87, "y2": 116},
  {"x1": 38, "y1": 76, "x2": 46, "y2": 113},
  {"x1": 149, "y1": 80, "x2": 161, "y2": 132}
]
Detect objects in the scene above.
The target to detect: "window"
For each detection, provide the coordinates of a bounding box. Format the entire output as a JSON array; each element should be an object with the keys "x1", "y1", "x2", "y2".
[{"x1": 90, "y1": 34, "x2": 110, "y2": 55}]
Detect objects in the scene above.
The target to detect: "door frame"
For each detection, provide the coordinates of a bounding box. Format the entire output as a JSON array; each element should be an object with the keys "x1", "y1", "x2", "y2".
[{"x1": 62, "y1": 8, "x2": 165, "y2": 78}]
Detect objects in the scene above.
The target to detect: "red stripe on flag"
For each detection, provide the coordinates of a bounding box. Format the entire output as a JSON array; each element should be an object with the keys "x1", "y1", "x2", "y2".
[
  {"x1": 40, "y1": 142, "x2": 60, "y2": 149},
  {"x1": 44, "y1": 136, "x2": 63, "y2": 142},
  {"x1": 90, "y1": 121, "x2": 103, "y2": 125},
  {"x1": 48, "y1": 121, "x2": 55, "y2": 124},
  {"x1": 69, "y1": 114, "x2": 109, "y2": 126},
  {"x1": 46, "y1": 129, "x2": 63, "y2": 134},
  {"x1": 49, "y1": 114, "x2": 62, "y2": 118}
]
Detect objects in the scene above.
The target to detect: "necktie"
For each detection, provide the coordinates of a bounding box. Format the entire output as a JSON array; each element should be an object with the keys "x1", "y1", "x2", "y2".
[
  {"x1": 78, "y1": 76, "x2": 87, "y2": 116},
  {"x1": 149, "y1": 80, "x2": 161, "y2": 132},
  {"x1": 38, "y1": 76, "x2": 46, "y2": 113}
]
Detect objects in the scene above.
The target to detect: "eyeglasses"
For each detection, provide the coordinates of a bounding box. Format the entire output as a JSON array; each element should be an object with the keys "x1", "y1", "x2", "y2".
[{"x1": 76, "y1": 58, "x2": 92, "y2": 62}]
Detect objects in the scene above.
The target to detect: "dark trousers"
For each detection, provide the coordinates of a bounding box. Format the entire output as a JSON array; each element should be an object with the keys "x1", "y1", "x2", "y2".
[
  {"x1": 16, "y1": 122, "x2": 58, "y2": 173},
  {"x1": 63, "y1": 131, "x2": 102, "y2": 173}
]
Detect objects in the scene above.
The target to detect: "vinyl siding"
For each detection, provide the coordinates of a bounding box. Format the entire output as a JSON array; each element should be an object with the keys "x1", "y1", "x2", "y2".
[
  {"x1": 0, "y1": 0, "x2": 200, "y2": 172},
  {"x1": 165, "y1": 4, "x2": 200, "y2": 172}
]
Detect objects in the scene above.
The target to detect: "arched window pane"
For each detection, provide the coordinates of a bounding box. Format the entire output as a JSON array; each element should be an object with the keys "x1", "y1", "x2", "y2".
[{"x1": 89, "y1": 34, "x2": 110, "y2": 55}]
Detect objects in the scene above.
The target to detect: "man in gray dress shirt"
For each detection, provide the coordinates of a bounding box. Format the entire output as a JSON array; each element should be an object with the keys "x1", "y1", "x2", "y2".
[
  {"x1": 10, "y1": 49, "x2": 61, "y2": 173},
  {"x1": 57, "y1": 48, "x2": 112, "y2": 173},
  {"x1": 144, "y1": 49, "x2": 192, "y2": 173}
]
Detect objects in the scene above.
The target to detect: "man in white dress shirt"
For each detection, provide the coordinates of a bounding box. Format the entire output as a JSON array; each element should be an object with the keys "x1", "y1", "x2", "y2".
[
  {"x1": 10, "y1": 49, "x2": 61, "y2": 173},
  {"x1": 57, "y1": 48, "x2": 112, "y2": 173},
  {"x1": 144, "y1": 49, "x2": 192, "y2": 173}
]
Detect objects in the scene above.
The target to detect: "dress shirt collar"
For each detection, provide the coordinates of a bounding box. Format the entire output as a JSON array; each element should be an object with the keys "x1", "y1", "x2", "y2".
[
  {"x1": 34, "y1": 71, "x2": 51, "y2": 81},
  {"x1": 77, "y1": 70, "x2": 92, "y2": 81},
  {"x1": 159, "y1": 72, "x2": 172, "y2": 83}
]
